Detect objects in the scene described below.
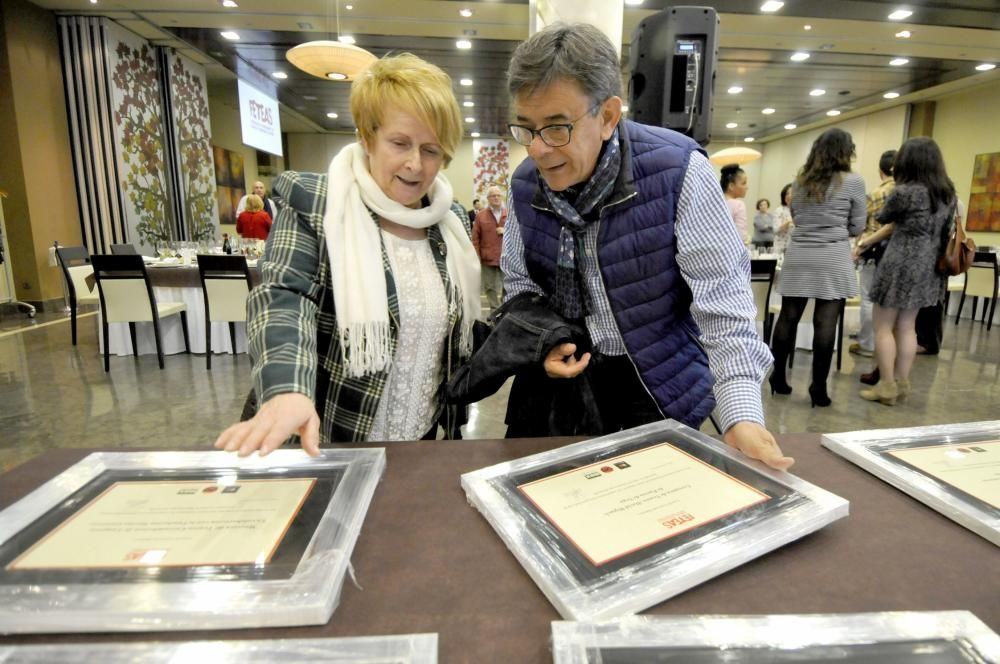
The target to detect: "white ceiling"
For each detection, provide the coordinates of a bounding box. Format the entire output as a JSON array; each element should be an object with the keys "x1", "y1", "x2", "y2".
[{"x1": 29, "y1": 0, "x2": 1000, "y2": 141}]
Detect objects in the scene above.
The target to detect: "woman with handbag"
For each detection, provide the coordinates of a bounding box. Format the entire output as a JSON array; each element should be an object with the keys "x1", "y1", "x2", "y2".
[{"x1": 854, "y1": 137, "x2": 957, "y2": 405}]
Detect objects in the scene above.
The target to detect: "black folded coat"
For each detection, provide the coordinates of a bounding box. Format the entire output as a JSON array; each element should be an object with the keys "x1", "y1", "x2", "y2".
[{"x1": 446, "y1": 293, "x2": 602, "y2": 436}]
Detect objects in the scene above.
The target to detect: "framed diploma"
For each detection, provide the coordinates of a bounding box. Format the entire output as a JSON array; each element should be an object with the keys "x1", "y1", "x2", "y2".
[
  {"x1": 551, "y1": 612, "x2": 1000, "y2": 663},
  {"x1": 462, "y1": 420, "x2": 848, "y2": 620},
  {"x1": 0, "y1": 634, "x2": 439, "y2": 663},
  {"x1": 822, "y1": 421, "x2": 1000, "y2": 546},
  {"x1": 0, "y1": 449, "x2": 385, "y2": 633}
]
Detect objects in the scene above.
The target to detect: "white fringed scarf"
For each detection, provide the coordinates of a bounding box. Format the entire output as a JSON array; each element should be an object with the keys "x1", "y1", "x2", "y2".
[{"x1": 324, "y1": 142, "x2": 481, "y2": 378}]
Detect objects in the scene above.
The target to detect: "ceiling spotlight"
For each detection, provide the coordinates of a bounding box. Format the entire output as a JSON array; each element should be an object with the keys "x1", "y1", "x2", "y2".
[
  {"x1": 895, "y1": 30, "x2": 911, "y2": 38},
  {"x1": 889, "y1": 58, "x2": 909, "y2": 66},
  {"x1": 338, "y1": 35, "x2": 356, "y2": 45},
  {"x1": 346, "y1": 4, "x2": 353, "y2": 9},
  {"x1": 459, "y1": 8, "x2": 473, "y2": 17},
  {"x1": 727, "y1": 86, "x2": 743, "y2": 94},
  {"x1": 784, "y1": 123, "x2": 797, "y2": 130},
  {"x1": 465, "y1": 117, "x2": 475, "y2": 123},
  {"x1": 463, "y1": 101, "x2": 474, "y2": 107},
  {"x1": 888, "y1": 9, "x2": 913, "y2": 20},
  {"x1": 760, "y1": 1, "x2": 784, "y2": 11},
  {"x1": 726, "y1": 122, "x2": 738, "y2": 129},
  {"x1": 804, "y1": 25, "x2": 812, "y2": 31},
  {"x1": 460, "y1": 78, "x2": 473, "y2": 86},
  {"x1": 220, "y1": 31, "x2": 240, "y2": 40},
  {"x1": 810, "y1": 88, "x2": 826, "y2": 96},
  {"x1": 827, "y1": 109, "x2": 841, "y2": 116},
  {"x1": 744, "y1": 137, "x2": 756, "y2": 143},
  {"x1": 326, "y1": 112, "x2": 338, "y2": 119},
  {"x1": 883, "y1": 91, "x2": 900, "y2": 99},
  {"x1": 762, "y1": 107, "x2": 776, "y2": 115},
  {"x1": 471, "y1": 132, "x2": 481, "y2": 138},
  {"x1": 272, "y1": 71, "x2": 288, "y2": 79},
  {"x1": 326, "y1": 72, "x2": 348, "y2": 81},
  {"x1": 220, "y1": 0, "x2": 238, "y2": 7},
  {"x1": 790, "y1": 52, "x2": 810, "y2": 62},
  {"x1": 456, "y1": 39, "x2": 472, "y2": 50},
  {"x1": 976, "y1": 63, "x2": 997, "y2": 71},
  {"x1": 624, "y1": 0, "x2": 645, "y2": 5}
]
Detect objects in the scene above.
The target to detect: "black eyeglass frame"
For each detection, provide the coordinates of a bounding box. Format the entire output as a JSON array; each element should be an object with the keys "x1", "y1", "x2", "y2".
[{"x1": 507, "y1": 101, "x2": 604, "y2": 148}]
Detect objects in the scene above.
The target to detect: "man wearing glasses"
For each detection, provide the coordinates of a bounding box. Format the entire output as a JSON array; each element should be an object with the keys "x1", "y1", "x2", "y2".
[{"x1": 501, "y1": 23, "x2": 792, "y2": 471}]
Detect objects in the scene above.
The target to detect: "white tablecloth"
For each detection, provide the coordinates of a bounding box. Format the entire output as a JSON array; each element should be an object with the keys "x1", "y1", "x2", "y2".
[{"x1": 98, "y1": 285, "x2": 248, "y2": 356}]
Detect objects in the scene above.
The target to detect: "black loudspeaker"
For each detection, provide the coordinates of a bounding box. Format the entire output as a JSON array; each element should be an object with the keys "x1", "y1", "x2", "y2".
[{"x1": 627, "y1": 6, "x2": 719, "y2": 146}]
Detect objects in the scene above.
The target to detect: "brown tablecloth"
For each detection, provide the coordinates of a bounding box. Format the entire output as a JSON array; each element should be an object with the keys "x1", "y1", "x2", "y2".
[{"x1": 0, "y1": 434, "x2": 997, "y2": 662}]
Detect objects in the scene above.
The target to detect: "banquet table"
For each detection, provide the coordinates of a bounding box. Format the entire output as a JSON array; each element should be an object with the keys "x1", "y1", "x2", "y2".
[
  {"x1": 97, "y1": 260, "x2": 261, "y2": 357},
  {"x1": 0, "y1": 434, "x2": 995, "y2": 663}
]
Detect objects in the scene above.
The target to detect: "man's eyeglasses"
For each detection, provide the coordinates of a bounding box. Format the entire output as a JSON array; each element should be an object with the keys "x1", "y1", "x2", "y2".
[{"x1": 508, "y1": 102, "x2": 603, "y2": 148}]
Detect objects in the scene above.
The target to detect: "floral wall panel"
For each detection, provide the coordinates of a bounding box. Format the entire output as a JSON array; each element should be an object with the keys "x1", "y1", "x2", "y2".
[
  {"x1": 473, "y1": 139, "x2": 511, "y2": 201},
  {"x1": 106, "y1": 22, "x2": 170, "y2": 251},
  {"x1": 167, "y1": 52, "x2": 219, "y2": 242}
]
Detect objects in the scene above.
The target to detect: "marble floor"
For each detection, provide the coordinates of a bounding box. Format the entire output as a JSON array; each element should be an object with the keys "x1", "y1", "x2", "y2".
[{"x1": 0, "y1": 305, "x2": 997, "y2": 473}]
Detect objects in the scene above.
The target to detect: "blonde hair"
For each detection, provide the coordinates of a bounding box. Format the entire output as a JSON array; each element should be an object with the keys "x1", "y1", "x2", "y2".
[
  {"x1": 245, "y1": 194, "x2": 263, "y2": 212},
  {"x1": 351, "y1": 53, "x2": 463, "y2": 165}
]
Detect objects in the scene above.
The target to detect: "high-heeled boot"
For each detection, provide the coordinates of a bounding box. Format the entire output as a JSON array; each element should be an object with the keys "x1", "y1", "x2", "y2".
[
  {"x1": 769, "y1": 373, "x2": 792, "y2": 395},
  {"x1": 860, "y1": 379, "x2": 898, "y2": 406},
  {"x1": 896, "y1": 378, "x2": 911, "y2": 401},
  {"x1": 808, "y1": 383, "x2": 832, "y2": 408}
]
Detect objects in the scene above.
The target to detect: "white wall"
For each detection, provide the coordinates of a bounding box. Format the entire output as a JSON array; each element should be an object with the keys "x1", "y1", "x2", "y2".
[{"x1": 932, "y1": 76, "x2": 1000, "y2": 246}]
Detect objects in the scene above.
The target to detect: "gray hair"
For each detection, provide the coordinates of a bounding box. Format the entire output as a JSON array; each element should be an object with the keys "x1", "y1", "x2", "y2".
[{"x1": 507, "y1": 23, "x2": 622, "y2": 111}]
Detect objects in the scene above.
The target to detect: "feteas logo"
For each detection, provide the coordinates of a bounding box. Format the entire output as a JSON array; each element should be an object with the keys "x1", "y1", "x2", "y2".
[
  {"x1": 249, "y1": 99, "x2": 273, "y2": 125},
  {"x1": 660, "y1": 512, "x2": 695, "y2": 529}
]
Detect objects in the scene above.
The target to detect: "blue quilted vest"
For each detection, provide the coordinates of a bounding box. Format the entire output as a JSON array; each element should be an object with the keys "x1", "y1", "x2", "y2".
[{"x1": 510, "y1": 120, "x2": 716, "y2": 428}]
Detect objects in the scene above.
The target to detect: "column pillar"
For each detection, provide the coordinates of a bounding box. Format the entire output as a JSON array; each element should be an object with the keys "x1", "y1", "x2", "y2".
[{"x1": 528, "y1": 0, "x2": 625, "y2": 55}]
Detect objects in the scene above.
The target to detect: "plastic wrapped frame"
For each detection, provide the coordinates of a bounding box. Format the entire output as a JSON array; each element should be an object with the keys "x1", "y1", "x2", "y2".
[
  {"x1": 821, "y1": 420, "x2": 1000, "y2": 546},
  {"x1": 551, "y1": 612, "x2": 1000, "y2": 662},
  {"x1": 0, "y1": 634, "x2": 438, "y2": 663},
  {"x1": 0, "y1": 449, "x2": 385, "y2": 634},
  {"x1": 461, "y1": 420, "x2": 848, "y2": 621}
]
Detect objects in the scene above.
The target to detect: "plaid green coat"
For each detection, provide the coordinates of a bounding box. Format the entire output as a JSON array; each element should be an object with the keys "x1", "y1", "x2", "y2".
[{"x1": 248, "y1": 169, "x2": 469, "y2": 443}]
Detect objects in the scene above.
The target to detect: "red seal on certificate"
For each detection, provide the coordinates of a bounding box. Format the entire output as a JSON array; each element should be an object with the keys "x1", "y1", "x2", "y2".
[
  {"x1": 202, "y1": 486, "x2": 218, "y2": 493},
  {"x1": 600, "y1": 466, "x2": 614, "y2": 473}
]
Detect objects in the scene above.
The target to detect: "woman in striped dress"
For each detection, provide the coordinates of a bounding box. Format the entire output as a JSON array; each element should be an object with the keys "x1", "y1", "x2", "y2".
[{"x1": 769, "y1": 128, "x2": 866, "y2": 407}]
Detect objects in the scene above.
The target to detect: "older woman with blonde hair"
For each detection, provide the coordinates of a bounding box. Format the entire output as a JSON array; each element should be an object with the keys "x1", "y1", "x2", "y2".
[
  {"x1": 236, "y1": 193, "x2": 273, "y2": 240},
  {"x1": 215, "y1": 53, "x2": 480, "y2": 455}
]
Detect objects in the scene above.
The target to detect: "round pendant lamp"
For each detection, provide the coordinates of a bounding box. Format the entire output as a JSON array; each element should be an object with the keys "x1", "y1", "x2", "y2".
[
  {"x1": 708, "y1": 146, "x2": 762, "y2": 166},
  {"x1": 286, "y1": 40, "x2": 376, "y2": 81}
]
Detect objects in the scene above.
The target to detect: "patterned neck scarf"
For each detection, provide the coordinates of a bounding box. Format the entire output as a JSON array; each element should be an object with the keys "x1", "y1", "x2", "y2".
[{"x1": 540, "y1": 127, "x2": 621, "y2": 319}]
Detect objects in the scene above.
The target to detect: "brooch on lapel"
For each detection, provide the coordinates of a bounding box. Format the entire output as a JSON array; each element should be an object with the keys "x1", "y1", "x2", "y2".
[{"x1": 437, "y1": 241, "x2": 447, "y2": 256}]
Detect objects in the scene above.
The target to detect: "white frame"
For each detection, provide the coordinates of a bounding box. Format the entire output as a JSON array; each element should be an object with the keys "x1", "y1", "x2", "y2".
[
  {"x1": 0, "y1": 449, "x2": 385, "y2": 634},
  {"x1": 821, "y1": 420, "x2": 1000, "y2": 546},
  {"x1": 462, "y1": 420, "x2": 848, "y2": 621},
  {"x1": 0, "y1": 634, "x2": 438, "y2": 663},
  {"x1": 551, "y1": 612, "x2": 1000, "y2": 662}
]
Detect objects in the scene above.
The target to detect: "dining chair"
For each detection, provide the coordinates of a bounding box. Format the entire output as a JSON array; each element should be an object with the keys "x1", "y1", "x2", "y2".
[
  {"x1": 90, "y1": 254, "x2": 190, "y2": 371},
  {"x1": 197, "y1": 254, "x2": 252, "y2": 370},
  {"x1": 110, "y1": 243, "x2": 138, "y2": 255},
  {"x1": 750, "y1": 258, "x2": 777, "y2": 343},
  {"x1": 55, "y1": 245, "x2": 100, "y2": 345},
  {"x1": 955, "y1": 251, "x2": 999, "y2": 331}
]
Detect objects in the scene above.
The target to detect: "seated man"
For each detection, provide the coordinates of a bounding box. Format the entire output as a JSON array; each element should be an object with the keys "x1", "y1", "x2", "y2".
[{"x1": 501, "y1": 23, "x2": 792, "y2": 470}]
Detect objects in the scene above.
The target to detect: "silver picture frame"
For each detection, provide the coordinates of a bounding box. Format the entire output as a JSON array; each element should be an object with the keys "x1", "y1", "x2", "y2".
[
  {"x1": 0, "y1": 634, "x2": 438, "y2": 663},
  {"x1": 461, "y1": 420, "x2": 848, "y2": 621},
  {"x1": 551, "y1": 611, "x2": 1000, "y2": 662},
  {"x1": 0, "y1": 449, "x2": 385, "y2": 634},
  {"x1": 822, "y1": 420, "x2": 1000, "y2": 546}
]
